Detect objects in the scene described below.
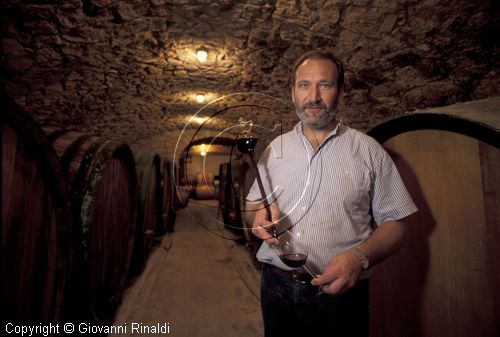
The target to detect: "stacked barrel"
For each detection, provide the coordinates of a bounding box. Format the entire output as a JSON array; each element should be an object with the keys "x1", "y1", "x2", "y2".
[{"x1": 1, "y1": 95, "x2": 179, "y2": 325}]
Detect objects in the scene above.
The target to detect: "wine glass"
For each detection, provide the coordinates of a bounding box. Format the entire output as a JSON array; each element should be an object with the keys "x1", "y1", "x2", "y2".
[
  {"x1": 275, "y1": 230, "x2": 318, "y2": 284},
  {"x1": 235, "y1": 118, "x2": 275, "y2": 229},
  {"x1": 236, "y1": 118, "x2": 258, "y2": 154},
  {"x1": 236, "y1": 134, "x2": 258, "y2": 154}
]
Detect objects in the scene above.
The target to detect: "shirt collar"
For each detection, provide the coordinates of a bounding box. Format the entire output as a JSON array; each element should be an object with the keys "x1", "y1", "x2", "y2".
[{"x1": 293, "y1": 120, "x2": 343, "y2": 139}]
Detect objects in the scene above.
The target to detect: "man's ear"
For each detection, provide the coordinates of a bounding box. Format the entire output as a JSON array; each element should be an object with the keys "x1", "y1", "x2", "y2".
[{"x1": 291, "y1": 87, "x2": 296, "y2": 104}]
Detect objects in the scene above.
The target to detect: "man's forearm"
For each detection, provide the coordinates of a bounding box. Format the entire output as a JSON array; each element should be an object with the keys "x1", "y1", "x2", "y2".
[
  {"x1": 355, "y1": 220, "x2": 408, "y2": 268},
  {"x1": 243, "y1": 201, "x2": 263, "y2": 228}
]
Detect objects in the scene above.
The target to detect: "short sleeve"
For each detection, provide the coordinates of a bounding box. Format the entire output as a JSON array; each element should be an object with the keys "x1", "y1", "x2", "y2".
[{"x1": 371, "y1": 147, "x2": 418, "y2": 225}]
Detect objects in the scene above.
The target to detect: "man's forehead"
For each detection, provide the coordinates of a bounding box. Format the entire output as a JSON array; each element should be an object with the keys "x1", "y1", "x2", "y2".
[{"x1": 296, "y1": 59, "x2": 338, "y2": 79}]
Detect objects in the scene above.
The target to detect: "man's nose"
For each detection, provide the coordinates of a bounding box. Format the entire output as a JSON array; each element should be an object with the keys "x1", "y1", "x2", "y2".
[{"x1": 308, "y1": 86, "x2": 321, "y2": 102}]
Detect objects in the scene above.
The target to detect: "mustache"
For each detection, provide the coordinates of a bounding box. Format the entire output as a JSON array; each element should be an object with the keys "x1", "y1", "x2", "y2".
[{"x1": 303, "y1": 102, "x2": 326, "y2": 109}]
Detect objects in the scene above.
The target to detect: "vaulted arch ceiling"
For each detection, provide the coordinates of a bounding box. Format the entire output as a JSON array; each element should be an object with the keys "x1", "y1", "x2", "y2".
[{"x1": 3, "y1": 0, "x2": 499, "y2": 161}]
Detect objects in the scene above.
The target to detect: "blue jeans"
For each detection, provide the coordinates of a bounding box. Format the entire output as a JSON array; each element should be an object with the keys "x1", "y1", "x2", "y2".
[{"x1": 260, "y1": 263, "x2": 369, "y2": 337}]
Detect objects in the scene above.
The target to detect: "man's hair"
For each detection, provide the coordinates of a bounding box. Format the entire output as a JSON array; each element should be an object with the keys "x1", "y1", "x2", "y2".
[{"x1": 291, "y1": 50, "x2": 345, "y2": 89}]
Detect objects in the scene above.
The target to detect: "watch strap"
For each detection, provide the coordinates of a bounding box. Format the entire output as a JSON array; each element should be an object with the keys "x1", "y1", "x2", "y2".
[{"x1": 352, "y1": 247, "x2": 370, "y2": 270}]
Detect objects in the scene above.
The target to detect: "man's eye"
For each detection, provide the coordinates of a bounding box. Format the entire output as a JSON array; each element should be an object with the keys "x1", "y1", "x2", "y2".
[
  {"x1": 319, "y1": 83, "x2": 333, "y2": 89},
  {"x1": 297, "y1": 82, "x2": 310, "y2": 89}
]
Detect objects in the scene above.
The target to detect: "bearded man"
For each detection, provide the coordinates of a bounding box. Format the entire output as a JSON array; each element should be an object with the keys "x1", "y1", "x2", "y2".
[{"x1": 246, "y1": 50, "x2": 418, "y2": 337}]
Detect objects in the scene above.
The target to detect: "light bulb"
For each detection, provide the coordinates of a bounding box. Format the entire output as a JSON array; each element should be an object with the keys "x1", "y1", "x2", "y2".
[
  {"x1": 192, "y1": 116, "x2": 208, "y2": 124},
  {"x1": 196, "y1": 48, "x2": 208, "y2": 62},
  {"x1": 196, "y1": 94, "x2": 205, "y2": 103},
  {"x1": 200, "y1": 143, "x2": 207, "y2": 156}
]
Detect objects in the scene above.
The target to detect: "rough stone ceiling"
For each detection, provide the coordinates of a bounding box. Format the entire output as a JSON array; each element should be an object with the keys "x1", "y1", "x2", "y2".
[{"x1": 2, "y1": 0, "x2": 500, "y2": 160}]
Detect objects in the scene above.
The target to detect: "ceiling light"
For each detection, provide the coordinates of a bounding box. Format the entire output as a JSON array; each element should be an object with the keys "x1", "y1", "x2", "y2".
[
  {"x1": 196, "y1": 94, "x2": 205, "y2": 103},
  {"x1": 196, "y1": 47, "x2": 208, "y2": 62},
  {"x1": 200, "y1": 144, "x2": 208, "y2": 156},
  {"x1": 192, "y1": 116, "x2": 208, "y2": 124}
]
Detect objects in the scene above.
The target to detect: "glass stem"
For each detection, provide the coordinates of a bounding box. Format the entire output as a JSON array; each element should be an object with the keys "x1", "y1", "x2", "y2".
[
  {"x1": 248, "y1": 153, "x2": 275, "y2": 236},
  {"x1": 302, "y1": 264, "x2": 318, "y2": 279}
]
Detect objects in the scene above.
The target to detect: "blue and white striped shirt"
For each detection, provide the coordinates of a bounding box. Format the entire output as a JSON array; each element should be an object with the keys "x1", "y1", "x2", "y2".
[{"x1": 247, "y1": 121, "x2": 417, "y2": 275}]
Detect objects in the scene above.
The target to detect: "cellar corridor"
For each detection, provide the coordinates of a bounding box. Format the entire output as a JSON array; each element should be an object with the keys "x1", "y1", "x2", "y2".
[
  {"x1": 112, "y1": 199, "x2": 264, "y2": 336},
  {"x1": 2, "y1": 0, "x2": 499, "y2": 334}
]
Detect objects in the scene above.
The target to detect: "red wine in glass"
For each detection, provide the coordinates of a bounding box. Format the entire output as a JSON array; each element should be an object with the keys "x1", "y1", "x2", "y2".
[
  {"x1": 280, "y1": 253, "x2": 308, "y2": 268},
  {"x1": 236, "y1": 137, "x2": 258, "y2": 154},
  {"x1": 274, "y1": 232, "x2": 322, "y2": 292}
]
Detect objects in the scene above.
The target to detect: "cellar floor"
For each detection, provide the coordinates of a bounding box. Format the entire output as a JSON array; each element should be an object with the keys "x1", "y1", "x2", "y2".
[{"x1": 112, "y1": 199, "x2": 264, "y2": 336}]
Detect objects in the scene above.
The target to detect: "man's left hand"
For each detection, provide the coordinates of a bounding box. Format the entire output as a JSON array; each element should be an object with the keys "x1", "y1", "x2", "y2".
[{"x1": 311, "y1": 250, "x2": 362, "y2": 295}]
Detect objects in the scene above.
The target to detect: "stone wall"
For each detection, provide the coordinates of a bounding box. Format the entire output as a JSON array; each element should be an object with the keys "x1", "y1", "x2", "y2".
[{"x1": 2, "y1": 0, "x2": 499, "y2": 159}]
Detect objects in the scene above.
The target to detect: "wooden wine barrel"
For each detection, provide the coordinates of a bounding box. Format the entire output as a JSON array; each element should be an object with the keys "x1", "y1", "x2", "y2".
[
  {"x1": 42, "y1": 128, "x2": 138, "y2": 323},
  {"x1": 218, "y1": 163, "x2": 239, "y2": 227},
  {"x1": 367, "y1": 97, "x2": 500, "y2": 337},
  {"x1": 129, "y1": 152, "x2": 162, "y2": 274},
  {"x1": 173, "y1": 185, "x2": 191, "y2": 210},
  {"x1": 231, "y1": 157, "x2": 259, "y2": 242},
  {"x1": 194, "y1": 172, "x2": 216, "y2": 199},
  {"x1": 196, "y1": 172, "x2": 215, "y2": 185},
  {"x1": 173, "y1": 162, "x2": 191, "y2": 210},
  {"x1": 1, "y1": 96, "x2": 71, "y2": 324},
  {"x1": 43, "y1": 127, "x2": 100, "y2": 188},
  {"x1": 195, "y1": 184, "x2": 216, "y2": 199},
  {"x1": 217, "y1": 158, "x2": 258, "y2": 242},
  {"x1": 160, "y1": 159, "x2": 175, "y2": 233}
]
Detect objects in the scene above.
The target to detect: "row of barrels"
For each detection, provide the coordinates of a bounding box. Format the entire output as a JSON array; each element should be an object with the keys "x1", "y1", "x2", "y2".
[
  {"x1": 216, "y1": 97, "x2": 500, "y2": 337},
  {"x1": 218, "y1": 158, "x2": 257, "y2": 242},
  {"x1": 1, "y1": 96, "x2": 184, "y2": 325}
]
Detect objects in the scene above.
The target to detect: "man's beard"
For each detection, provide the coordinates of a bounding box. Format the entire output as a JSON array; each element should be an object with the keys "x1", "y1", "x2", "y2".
[{"x1": 295, "y1": 101, "x2": 338, "y2": 129}]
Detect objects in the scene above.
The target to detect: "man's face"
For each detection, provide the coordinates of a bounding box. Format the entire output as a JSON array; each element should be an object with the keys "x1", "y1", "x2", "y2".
[{"x1": 292, "y1": 59, "x2": 343, "y2": 129}]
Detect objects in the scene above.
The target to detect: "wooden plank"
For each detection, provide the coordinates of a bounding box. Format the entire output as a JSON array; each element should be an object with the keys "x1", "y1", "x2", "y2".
[{"x1": 370, "y1": 130, "x2": 497, "y2": 337}]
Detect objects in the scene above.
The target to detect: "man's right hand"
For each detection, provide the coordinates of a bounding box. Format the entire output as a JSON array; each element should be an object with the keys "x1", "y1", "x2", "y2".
[{"x1": 251, "y1": 203, "x2": 280, "y2": 245}]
